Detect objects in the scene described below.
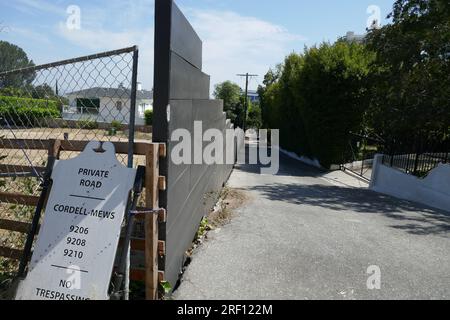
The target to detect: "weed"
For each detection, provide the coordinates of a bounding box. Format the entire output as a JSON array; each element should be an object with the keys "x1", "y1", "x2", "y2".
[
  {"x1": 159, "y1": 281, "x2": 172, "y2": 300},
  {"x1": 196, "y1": 218, "x2": 211, "y2": 240}
]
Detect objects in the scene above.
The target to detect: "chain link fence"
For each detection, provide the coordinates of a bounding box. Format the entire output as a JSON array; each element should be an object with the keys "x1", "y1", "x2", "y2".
[{"x1": 0, "y1": 46, "x2": 150, "y2": 284}]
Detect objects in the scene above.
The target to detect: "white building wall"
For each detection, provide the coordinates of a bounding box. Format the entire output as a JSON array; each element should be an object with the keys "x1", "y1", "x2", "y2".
[
  {"x1": 99, "y1": 97, "x2": 131, "y2": 124},
  {"x1": 64, "y1": 95, "x2": 152, "y2": 126},
  {"x1": 370, "y1": 154, "x2": 450, "y2": 212}
]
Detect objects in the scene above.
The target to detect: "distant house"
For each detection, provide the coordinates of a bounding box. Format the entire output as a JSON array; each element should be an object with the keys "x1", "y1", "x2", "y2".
[
  {"x1": 343, "y1": 31, "x2": 366, "y2": 44},
  {"x1": 247, "y1": 90, "x2": 260, "y2": 104},
  {"x1": 63, "y1": 84, "x2": 153, "y2": 126}
]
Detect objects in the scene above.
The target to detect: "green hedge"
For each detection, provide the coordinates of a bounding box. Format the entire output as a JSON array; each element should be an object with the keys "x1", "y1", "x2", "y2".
[
  {"x1": 0, "y1": 96, "x2": 60, "y2": 126},
  {"x1": 144, "y1": 109, "x2": 153, "y2": 126},
  {"x1": 260, "y1": 42, "x2": 375, "y2": 168}
]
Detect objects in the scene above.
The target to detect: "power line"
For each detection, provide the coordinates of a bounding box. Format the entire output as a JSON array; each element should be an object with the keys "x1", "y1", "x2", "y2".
[
  {"x1": 247, "y1": 74, "x2": 261, "y2": 90},
  {"x1": 237, "y1": 73, "x2": 258, "y2": 131}
]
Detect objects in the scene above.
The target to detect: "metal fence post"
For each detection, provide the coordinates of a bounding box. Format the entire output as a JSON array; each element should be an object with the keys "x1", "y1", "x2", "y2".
[
  {"x1": 389, "y1": 144, "x2": 394, "y2": 167},
  {"x1": 124, "y1": 46, "x2": 139, "y2": 300},
  {"x1": 128, "y1": 46, "x2": 139, "y2": 169},
  {"x1": 361, "y1": 138, "x2": 366, "y2": 177},
  {"x1": 413, "y1": 151, "x2": 420, "y2": 175}
]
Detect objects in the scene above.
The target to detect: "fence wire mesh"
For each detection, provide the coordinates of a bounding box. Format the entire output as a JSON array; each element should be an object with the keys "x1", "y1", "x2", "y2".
[{"x1": 0, "y1": 47, "x2": 149, "y2": 282}]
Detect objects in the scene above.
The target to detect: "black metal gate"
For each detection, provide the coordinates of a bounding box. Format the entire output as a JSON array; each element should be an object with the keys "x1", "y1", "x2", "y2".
[{"x1": 340, "y1": 132, "x2": 385, "y2": 182}]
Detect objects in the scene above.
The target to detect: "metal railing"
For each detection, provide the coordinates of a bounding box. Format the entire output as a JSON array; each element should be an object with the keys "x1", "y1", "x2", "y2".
[
  {"x1": 382, "y1": 139, "x2": 449, "y2": 177},
  {"x1": 340, "y1": 132, "x2": 385, "y2": 182}
]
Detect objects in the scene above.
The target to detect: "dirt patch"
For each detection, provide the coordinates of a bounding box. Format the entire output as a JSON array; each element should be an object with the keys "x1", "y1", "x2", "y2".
[
  {"x1": 0, "y1": 127, "x2": 152, "y2": 143},
  {"x1": 208, "y1": 187, "x2": 250, "y2": 228},
  {"x1": 175, "y1": 187, "x2": 250, "y2": 294},
  {"x1": 0, "y1": 127, "x2": 150, "y2": 169},
  {"x1": 188, "y1": 187, "x2": 250, "y2": 254}
]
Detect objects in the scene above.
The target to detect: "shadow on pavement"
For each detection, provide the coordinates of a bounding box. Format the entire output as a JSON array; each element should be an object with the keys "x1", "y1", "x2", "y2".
[
  {"x1": 235, "y1": 143, "x2": 324, "y2": 178},
  {"x1": 248, "y1": 182, "x2": 450, "y2": 237},
  {"x1": 236, "y1": 143, "x2": 450, "y2": 237}
]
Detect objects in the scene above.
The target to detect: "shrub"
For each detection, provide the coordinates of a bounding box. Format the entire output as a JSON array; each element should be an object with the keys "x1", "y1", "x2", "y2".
[
  {"x1": 261, "y1": 42, "x2": 375, "y2": 168},
  {"x1": 144, "y1": 109, "x2": 153, "y2": 126},
  {"x1": 78, "y1": 119, "x2": 98, "y2": 130},
  {"x1": 0, "y1": 87, "x2": 30, "y2": 98},
  {"x1": 292, "y1": 42, "x2": 374, "y2": 167},
  {"x1": 247, "y1": 103, "x2": 262, "y2": 129},
  {"x1": 0, "y1": 96, "x2": 60, "y2": 126},
  {"x1": 111, "y1": 120, "x2": 122, "y2": 130}
]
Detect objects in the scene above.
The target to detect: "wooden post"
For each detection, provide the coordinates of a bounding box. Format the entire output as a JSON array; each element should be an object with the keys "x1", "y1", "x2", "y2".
[
  {"x1": 145, "y1": 144, "x2": 159, "y2": 300},
  {"x1": 48, "y1": 139, "x2": 62, "y2": 159}
]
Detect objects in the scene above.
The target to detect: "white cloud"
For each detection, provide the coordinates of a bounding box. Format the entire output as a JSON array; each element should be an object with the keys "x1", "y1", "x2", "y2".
[
  {"x1": 15, "y1": 0, "x2": 302, "y2": 93},
  {"x1": 56, "y1": 23, "x2": 154, "y2": 90},
  {"x1": 53, "y1": 0, "x2": 155, "y2": 89},
  {"x1": 10, "y1": 26, "x2": 52, "y2": 44},
  {"x1": 8, "y1": 0, "x2": 65, "y2": 16},
  {"x1": 185, "y1": 9, "x2": 306, "y2": 90}
]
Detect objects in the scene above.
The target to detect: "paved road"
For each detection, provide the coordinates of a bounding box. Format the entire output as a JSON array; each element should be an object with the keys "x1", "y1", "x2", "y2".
[{"x1": 174, "y1": 148, "x2": 450, "y2": 300}]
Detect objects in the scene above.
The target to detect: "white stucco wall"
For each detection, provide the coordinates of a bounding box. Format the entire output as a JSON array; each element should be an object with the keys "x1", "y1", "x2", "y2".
[
  {"x1": 370, "y1": 154, "x2": 450, "y2": 212},
  {"x1": 64, "y1": 95, "x2": 151, "y2": 125},
  {"x1": 99, "y1": 97, "x2": 131, "y2": 124}
]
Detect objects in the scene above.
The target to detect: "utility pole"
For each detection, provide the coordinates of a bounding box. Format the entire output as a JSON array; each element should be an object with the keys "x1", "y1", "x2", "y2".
[{"x1": 237, "y1": 73, "x2": 258, "y2": 131}]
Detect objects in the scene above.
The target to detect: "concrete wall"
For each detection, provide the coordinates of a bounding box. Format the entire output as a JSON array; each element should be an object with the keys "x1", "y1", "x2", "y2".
[
  {"x1": 153, "y1": 0, "x2": 235, "y2": 287},
  {"x1": 370, "y1": 154, "x2": 450, "y2": 212}
]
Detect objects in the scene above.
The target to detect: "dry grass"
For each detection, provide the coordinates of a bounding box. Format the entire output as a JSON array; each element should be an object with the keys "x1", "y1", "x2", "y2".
[
  {"x1": 208, "y1": 187, "x2": 249, "y2": 228},
  {"x1": 183, "y1": 187, "x2": 249, "y2": 287},
  {"x1": 0, "y1": 127, "x2": 151, "y2": 168},
  {"x1": 0, "y1": 127, "x2": 151, "y2": 143},
  {"x1": 189, "y1": 187, "x2": 249, "y2": 251}
]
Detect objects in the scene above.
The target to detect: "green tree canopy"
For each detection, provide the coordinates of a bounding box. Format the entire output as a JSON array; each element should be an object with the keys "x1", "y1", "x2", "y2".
[
  {"x1": 0, "y1": 41, "x2": 35, "y2": 88},
  {"x1": 213, "y1": 81, "x2": 245, "y2": 127},
  {"x1": 32, "y1": 83, "x2": 57, "y2": 100},
  {"x1": 246, "y1": 102, "x2": 262, "y2": 129},
  {"x1": 213, "y1": 81, "x2": 242, "y2": 109},
  {"x1": 365, "y1": 0, "x2": 450, "y2": 145}
]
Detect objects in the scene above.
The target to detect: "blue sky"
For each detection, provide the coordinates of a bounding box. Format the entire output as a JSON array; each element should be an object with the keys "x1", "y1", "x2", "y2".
[{"x1": 0, "y1": 0, "x2": 395, "y2": 91}]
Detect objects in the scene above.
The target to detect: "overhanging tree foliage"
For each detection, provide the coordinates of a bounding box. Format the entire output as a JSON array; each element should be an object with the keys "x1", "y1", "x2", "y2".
[
  {"x1": 0, "y1": 41, "x2": 36, "y2": 87},
  {"x1": 260, "y1": 0, "x2": 449, "y2": 167},
  {"x1": 365, "y1": 0, "x2": 450, "y2": 147}
]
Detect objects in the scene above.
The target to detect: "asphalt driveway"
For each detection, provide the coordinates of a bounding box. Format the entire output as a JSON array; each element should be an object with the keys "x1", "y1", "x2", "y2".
[{"x1": 174, "y1": 148, "x2": 450, "y2": 300}]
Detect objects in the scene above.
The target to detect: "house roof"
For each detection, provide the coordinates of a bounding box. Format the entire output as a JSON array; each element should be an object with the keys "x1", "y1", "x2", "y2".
[{"x1": 67, "y1": 87, "x2": 153, "y2": 100}]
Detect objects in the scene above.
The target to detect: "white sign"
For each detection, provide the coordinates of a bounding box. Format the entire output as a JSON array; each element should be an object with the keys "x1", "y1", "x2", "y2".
[{"x1": 16, "y1": 141, "x2": 136, "y2": 300}]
